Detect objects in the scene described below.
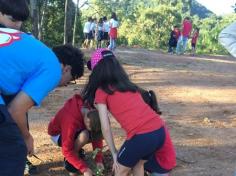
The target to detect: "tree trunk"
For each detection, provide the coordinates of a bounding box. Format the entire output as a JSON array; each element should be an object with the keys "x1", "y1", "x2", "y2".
[
  {"x1": 30, "y1": 0, "x2": 39, "y2": 38},
  {"x1": 38, "y1": 0, "x2": 48, "y2": 40},
  {"x1": 72, "y1": 0, "x2": 79, "y2": 46},
  {"x1": 64, "y1": 0, "x2": 69, "y2": 44}
]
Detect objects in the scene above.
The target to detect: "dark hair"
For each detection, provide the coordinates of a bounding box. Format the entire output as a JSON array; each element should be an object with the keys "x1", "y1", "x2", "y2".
[
  {"x1": 139, "y1": 88, "x2": 162, "y2": 115},
  {"x1": 87, "y1": 110, "x2": 103, "y2": 141},
  {"x1": 52, "y1": 44, "x2": 84, "y2": 80},
  {"x1": 111, "y1": 12, "x2": 117, "y2": 21},
  {"x1": 98, "y1": 18, "x2": 103, "y2": 25},
  {"x1": 103, "y1": 16, "x2": 107, "y2": 21},
  {"x1": 88, "y1": 17, "x2": 92, "y2": 21},
  {"x1": 82, "y1": 53, "x2": 138, "y2": 107},
  {"x1": 0, "y1": 0, "x2": 29, "y2": 21},
  {"x1": 174, "y1": 25, "x2": 178, "y2": 28}
]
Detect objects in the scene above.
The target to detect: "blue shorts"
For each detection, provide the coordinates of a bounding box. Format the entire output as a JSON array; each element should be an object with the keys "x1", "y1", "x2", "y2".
[
  {"x1": 0, "y1": 105, "x2": 27, "y2": 176},
  {"x1": 117, "y1": 127, "x2": 165, "y2": 168}
]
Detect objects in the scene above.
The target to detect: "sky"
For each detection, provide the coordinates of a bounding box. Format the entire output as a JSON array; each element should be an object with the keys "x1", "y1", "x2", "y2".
[{"x1": 196, "y1": 0, "x2": 235, "y2": 15}]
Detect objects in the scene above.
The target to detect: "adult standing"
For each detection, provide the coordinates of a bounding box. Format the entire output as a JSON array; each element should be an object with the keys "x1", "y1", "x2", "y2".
[
  {"x1": 0, "y1": 1, "x2": 85, "y2": 175},
  {"x1": 176, "y1": 17, "x2": 192, "y2": 55}
]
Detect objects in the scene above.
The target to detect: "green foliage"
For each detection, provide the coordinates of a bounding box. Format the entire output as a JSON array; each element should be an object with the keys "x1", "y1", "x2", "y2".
[{"x1": 24, "y1": 0, "x2": 236, "y2": 55}]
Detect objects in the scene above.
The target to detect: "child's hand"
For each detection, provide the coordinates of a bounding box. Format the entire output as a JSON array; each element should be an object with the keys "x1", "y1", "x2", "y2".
[
  {"x1": 96, "y1": 162, "x2": 104, "y2": 170},
  {"x1": 83, "y1": 168, "x2": 93, "y2": 176}
]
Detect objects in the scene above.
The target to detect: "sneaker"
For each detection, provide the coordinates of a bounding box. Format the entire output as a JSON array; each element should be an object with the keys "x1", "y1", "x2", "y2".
[{"x1": 25, "y1": 159, "x2": 38, "y2": 175}]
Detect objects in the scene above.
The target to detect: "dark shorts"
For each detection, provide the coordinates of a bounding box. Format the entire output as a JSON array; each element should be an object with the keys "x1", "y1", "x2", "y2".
[
  {"x1": 191, "y1": 43, "x2": 196, "y2": 48},
  {"x1": 103, "y1": 32, "x2": 109, "y2": 40},
  {"x1": 144, "y1": 154, "x2": 171, "y2": 174},
  {"x1": 84, "y1": 33, "x2": 90, "y2": 40},
  {"x1": 0, "y1": 105, "x2": 27, "y2": 176},
  {"x1": 117, "y1": 127, "x2": 165, "y2": 168}
]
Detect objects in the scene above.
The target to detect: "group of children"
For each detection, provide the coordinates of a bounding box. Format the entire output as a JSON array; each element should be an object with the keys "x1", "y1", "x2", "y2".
[
  {"x1": 46, "y1": 48, "x2": 176, "y2": 176},
  {"x1": 0, "y1": 1, "x2": 177, "y2": 176},
  {"x1": 83, "y1": 12, "x2": 119, "y2": 51},
  {"x1": 168, "y1": 17, "x2": 200, "y2": 56}
]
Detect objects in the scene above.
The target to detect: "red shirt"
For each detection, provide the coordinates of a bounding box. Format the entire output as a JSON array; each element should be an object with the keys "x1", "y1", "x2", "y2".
[
  {"x1": 182, "y1": 20, "x2": 192, "y2": 37},
  {"x1": 95, "y1": 89, "x2": 164, "y2": 139},
  {"x1": 48, "y1": 94, "x2": 103, "y2": 173},
  {"x1": 191, "y1": 31, "x2": 199, "y2": 44}
]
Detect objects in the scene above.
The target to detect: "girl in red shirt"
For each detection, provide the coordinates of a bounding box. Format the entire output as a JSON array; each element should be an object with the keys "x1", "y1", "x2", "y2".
[
  {"x1": 82, "y1": 49, "x2": 176, "y2": 176},
  {"x1": 48, "y1": 94, "x2": 104, "y2": 176}
]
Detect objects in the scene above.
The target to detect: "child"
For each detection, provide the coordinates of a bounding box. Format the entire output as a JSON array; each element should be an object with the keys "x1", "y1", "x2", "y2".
[
  {"x1": 82, "y1": 49, "x2": 176, "y2": 176},
  {"x1": 83, "y1": 17, "x2": 92, "y2": 48},
  {"x1": 168, "y1": 26, "x2": 180, "y2": 54},
  {"x1": 0, "y1": 0, "x2": 84, "y2": 175},
  {"x1": 191, "y1": 28, "x2": 200, "y2": 56},
  {"x1": 96, "y1": 18, "x2": 103, "y2": 49},
  {"x1": 108, "y1": 12, "x2": 119, "y2": 51},
  {"x1": 102, "y1": 16, "x2": 110, "y2": 47},
  {"x1": 48, "y1": 94, "x2": 104, "y2": 176}
]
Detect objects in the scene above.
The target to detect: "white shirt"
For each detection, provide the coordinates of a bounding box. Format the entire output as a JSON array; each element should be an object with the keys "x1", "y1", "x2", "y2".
[
  {"x1": 90, "y1": 22, "x2": 96, "y2": 31},
  {"x1": 103, "y1": 21, "x2": 110, "y2": 32},
  {"x1": 219, "y1": 22, "x2": 236, "y2": 58},
  {"x1": 83, "y1": 21, "x2": 91, "y2": 33},
  {"x1": 109, "y1": 19, "x2": 119, "y2": 28}
]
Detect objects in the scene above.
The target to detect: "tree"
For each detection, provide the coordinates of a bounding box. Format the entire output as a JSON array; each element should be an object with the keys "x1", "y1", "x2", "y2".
[{"x1": 30, "y1": 0, "x2": 39, "y2": 38}]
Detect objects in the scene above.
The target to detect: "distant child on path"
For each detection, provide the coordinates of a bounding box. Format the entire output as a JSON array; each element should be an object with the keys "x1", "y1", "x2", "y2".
[
  {"x1": 83, "y1": 17, "x2": 92, "y2": 48},
  {"x1": 82, "y1": 48, "x2": 176, "y2": 176},
  {"x1": 191, "y1": 28, "x2": 200, "y2": 56},
  {"x1": 176, "y1": 17, "x2": 192, "y2": 54},
  {"x1": 108, "y1": 12, "x2": 119, "y2": 51},
  {"x1": 219, "y1": 22, "x2": 236, "y2": 57},
  {"x1": 48, "y1": 94, "x2": 104, "y2": 176},
  {"x1": 102, "y1": 16, "x2": 110, "y2": 47},
  {"x1": 96, "y1": 18, "x2": 103, "y2": 49},
  {"x1": 168, "y1": 26, "x2": 180, "y2": 54}
]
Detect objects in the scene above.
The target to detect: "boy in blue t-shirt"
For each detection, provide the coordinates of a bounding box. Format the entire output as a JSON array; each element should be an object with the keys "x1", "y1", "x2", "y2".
[{"x1": 0, "y1": 1, "x2": 85, "y2": 175}]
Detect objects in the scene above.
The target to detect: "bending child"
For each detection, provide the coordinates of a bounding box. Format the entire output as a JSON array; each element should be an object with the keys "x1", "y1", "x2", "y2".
[
  {"x1": 48, "y1": 94, "x2": 104, "y2": 176},
  {"x1": 83, "y1": 48, "x2": 176, "y2": 176}
]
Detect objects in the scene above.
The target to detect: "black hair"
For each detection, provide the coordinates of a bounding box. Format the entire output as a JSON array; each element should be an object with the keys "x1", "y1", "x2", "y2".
[
  {"x1": 111, "y1": 12, "x2": 117, "y2": 21},
  {"x1": 139, "y1": 88, "x2": 162, "y2": 115},
  {"x1": 103, "y1": 16, "x2": 107, "y2": 21},
  {"x1": 52, "y1": 44, "x2": 84, "y2": 80},
  {"x1": 0, "y1": 0, "x2": 29, "y2": 21},
  {"x1": 82, "y1": 51, "x2": 138, "y2": 107}
]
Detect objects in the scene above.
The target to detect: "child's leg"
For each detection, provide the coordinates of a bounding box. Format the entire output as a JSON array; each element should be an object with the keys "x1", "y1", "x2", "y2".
[
  {"x1": 74, "y1": 130, "x2": 90, "y2": 150},
  {"x1": 132, "y1": 160, "x2": 145, "y2": 176},
  {"x1": 176, "y1": 36, "x2": 182, "y2": 54},
  {"x1": 114, "y1": 163, "x2": 131, "y2": 176}
]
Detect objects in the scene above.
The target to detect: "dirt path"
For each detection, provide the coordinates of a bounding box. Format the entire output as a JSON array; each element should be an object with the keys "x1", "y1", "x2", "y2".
[{"x1": 28, "y1": 48, "x2": 236, "y2": 176}]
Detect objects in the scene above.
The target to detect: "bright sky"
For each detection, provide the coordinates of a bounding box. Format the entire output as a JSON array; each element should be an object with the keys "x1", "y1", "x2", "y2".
[{"x1": 196, "y1": 0, "x2": 235, "y2": 15}]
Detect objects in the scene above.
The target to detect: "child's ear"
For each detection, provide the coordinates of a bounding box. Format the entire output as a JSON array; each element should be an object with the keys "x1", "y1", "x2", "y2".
[{"x1": 63, "y1": 65, "x2": 72, "y2": 73}]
